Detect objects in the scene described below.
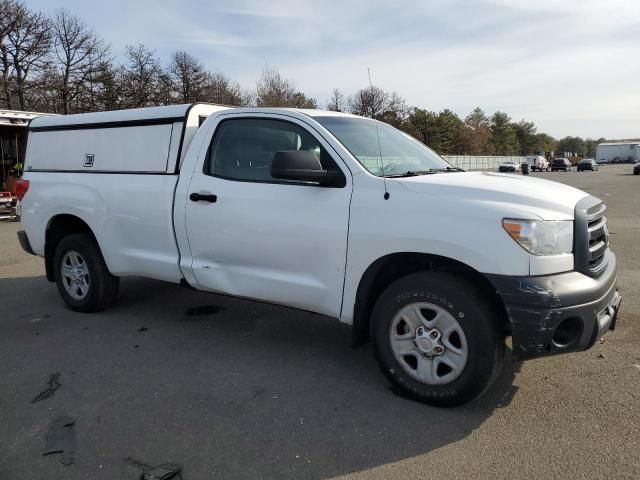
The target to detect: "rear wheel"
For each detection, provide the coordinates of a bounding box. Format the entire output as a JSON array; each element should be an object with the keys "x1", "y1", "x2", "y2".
[
  {"x1": 54, "y1": 233, "x2": 119, "y2": 312},
  {"x1": 371, "y1": 272, "x2": 505, "y2": 407}
]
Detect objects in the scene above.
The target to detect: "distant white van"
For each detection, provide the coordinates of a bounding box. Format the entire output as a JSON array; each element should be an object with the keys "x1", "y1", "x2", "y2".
[{"x1": 525, "y1": 155, "x2": 550, "y2": 172}]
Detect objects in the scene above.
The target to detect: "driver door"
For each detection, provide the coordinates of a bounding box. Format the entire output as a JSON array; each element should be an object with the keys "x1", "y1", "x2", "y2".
[{"x1": 183, "y1": 114, "x2": 352, "y2": 317}]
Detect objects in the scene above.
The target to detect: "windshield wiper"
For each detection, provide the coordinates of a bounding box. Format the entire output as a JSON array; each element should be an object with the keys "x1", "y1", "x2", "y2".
[
  {"x1": 431, "y1": 166, "x2": 465, "y2": 172},
  {"x1": 385, "y1": 170, "x2": 438, "y2": 178}
]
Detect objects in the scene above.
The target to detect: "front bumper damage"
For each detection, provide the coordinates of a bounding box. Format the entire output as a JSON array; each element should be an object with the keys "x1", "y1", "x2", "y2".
[{"x1": 487, "y1": 251, "x2": 621, "y2": 360}]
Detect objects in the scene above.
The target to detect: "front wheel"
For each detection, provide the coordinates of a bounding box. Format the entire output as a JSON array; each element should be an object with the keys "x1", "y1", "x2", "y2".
[
  {"x1": 54, "y1": 233, "x2": 119, "y2": 312},
  {"x1": 371, "y1": 272, "x2": 505, "y2": 407}
]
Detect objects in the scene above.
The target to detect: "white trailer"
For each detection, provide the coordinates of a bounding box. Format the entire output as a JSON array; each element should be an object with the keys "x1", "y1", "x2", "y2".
[{"x1": 596, "y1": 142, "x2": 640, "y2": 163}]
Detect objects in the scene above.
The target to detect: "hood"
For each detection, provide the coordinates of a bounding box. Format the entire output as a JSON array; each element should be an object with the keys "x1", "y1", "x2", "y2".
[{"x1": 398, "y1": 171, "x2": 591, "y2": 220}]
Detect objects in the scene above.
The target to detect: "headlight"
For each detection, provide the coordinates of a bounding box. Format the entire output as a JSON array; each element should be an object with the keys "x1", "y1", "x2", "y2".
[{"x1": 502, "y1": 219, "x2": 573, "y2": 255}]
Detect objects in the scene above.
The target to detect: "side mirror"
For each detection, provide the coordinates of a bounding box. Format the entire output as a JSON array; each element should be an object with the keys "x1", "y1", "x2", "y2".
[{"x1": 271, "y1": 150, "x2": 339, "y2": 186}]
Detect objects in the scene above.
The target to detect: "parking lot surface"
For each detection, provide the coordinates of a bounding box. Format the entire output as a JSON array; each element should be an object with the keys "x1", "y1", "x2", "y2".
[{"x1": 1, "y1": 164, "x2": 638, "y2": 479}]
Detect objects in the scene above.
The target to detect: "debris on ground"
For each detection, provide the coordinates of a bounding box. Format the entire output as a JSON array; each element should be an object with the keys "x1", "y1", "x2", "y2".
[
  {"x1": 138, "y1": 327, "x2": 149, "y2": 332},
  {"x1": 124, "y1": 457, "x2": 183, "y2": 480},
  {"x1": 43, "y1": 416, "x2": 76, "y2": 466},
  {"x1": 31, "y1": 373, "x2": 61, "y2": 403},
  {"x1": 144, "y1": 464, "x2": 183, "y2": 480},
  {"x1": 185, "y1": 305, "x2": 225, "y2": 317},
  {"x1": 598, "y1": 353, "x2": 606, "y2": 359}
]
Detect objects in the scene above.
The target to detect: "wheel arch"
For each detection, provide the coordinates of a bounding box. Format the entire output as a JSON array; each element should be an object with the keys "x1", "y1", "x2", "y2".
[
  {"x1": 44, "y1": 214, "x2": 99, "y2": 282},
  {"x1": 351, "y1": 252, "x2": 510, "y2": 348}
]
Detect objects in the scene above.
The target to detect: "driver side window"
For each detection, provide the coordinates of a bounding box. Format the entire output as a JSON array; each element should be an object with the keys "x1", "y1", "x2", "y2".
[{"x1": 206, "y1": 118, "x2": 342, "y2": 184}]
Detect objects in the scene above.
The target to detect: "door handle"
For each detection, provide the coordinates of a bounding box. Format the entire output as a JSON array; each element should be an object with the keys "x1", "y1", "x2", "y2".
[{"x1": 189, "y1": 192, "x2": 217, "y2": 203}]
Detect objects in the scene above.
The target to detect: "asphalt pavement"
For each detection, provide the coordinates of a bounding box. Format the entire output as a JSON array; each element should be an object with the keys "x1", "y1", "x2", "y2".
[{"x1": 0, "y1": 164, "x2": 638, "y2": 479}]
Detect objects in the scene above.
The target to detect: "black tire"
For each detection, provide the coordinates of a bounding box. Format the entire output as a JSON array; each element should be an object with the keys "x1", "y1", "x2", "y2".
[
  {"x1": 53, "y1": 233, "x2": 119, "y2": 312},
  {"x1": 371, "y1": 272, "x2": 505, "y2": 407}
]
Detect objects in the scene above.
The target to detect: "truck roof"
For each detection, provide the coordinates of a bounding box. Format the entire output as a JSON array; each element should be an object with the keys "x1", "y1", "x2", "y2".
[
  {"x1": 28, "y1": 104, "x2": 363, "y2": 131},
  {"x1": 284, "y1": 108, "x2": 360, "y2": 118}
]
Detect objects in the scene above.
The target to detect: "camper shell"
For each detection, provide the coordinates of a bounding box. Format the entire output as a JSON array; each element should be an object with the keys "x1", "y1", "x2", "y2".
[{"x1": 27, "y1": 104, "x2": 229, "y2": 174}]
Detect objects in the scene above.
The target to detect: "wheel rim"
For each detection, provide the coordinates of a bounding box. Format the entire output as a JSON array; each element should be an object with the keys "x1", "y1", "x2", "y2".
[
  {"x1": 389, "y1": 302, "x2": 468, "y2": 385},
  {"x1": 61, "y1": 250, "x2": 90, "y2": 301}
]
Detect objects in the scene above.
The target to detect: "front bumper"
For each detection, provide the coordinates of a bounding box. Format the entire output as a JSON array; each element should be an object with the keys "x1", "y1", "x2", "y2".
[{"x1": 487, "y1": 250, "x2": 621, "y2": 360}]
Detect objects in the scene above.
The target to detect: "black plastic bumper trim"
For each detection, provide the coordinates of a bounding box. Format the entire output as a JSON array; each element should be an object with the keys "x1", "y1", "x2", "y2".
[
  {"x1": 17, "y1": 230, "x2": 36, "y2": 256},
  {"x1": 486, "y1": 251, "x2": 620, "y2": 360}
]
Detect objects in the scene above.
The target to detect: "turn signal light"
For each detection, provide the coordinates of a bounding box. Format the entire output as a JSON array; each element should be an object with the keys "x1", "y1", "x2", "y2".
[{"x1": 503, "y1": 221, "x2": 522, "y2": 241}]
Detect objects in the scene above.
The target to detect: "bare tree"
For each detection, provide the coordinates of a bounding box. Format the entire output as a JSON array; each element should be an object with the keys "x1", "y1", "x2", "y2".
[
  {"x1": 169, "y1": 50, "x2": 207, "y2": 103},
  {"x1": 326, "y1": 88, "x2": 345, "y2": 112},
  {"x1": 289, "y1": 91, "x2": 317, "y2": 109},
  {"x1": 92, "y1": 60, "x2": 122, "y2": 111},
  {"x1": 255, "y1": 64, "x2": 316, "y2": 108},
  {"x1": 79, "y1": 59, "x2": 120, "y2": 112},
  {"x1": 120, "y1": 44, "x2": 163, "y2": 108},
  {"x1": 3, "y1": 1, "x2": 51, "y2": 110},
  {"x1": 348, "y1": 85, "x2": 406, "y2": 119},
  {"x1": 0, "y1": 0, "x2": 16, "y2": 108},
  {"x1": 51, "y1": 9, "x2": 110, "y2": 113},
  {"x1": 204, "y1": 71, "x2": 248, "y2": 106},
  {"x1": 255, "y1": 64, "x2": 295, "y2": 107}
]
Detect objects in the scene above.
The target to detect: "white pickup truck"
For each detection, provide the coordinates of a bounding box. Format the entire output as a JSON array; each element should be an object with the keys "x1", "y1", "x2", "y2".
[{"x1": 17, "y1": 104, "x2": 622, "y2": 406}]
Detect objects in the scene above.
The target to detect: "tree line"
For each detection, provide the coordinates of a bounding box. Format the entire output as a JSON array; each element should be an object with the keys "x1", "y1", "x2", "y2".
[{"x1": 0, "y1": 0, "x2": 605, "y2": 157}]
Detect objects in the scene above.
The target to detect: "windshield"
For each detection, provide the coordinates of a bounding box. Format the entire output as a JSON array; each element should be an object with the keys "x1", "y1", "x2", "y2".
[{"x1": 314, "y1": 116, "x2": 452, "y2": 176}]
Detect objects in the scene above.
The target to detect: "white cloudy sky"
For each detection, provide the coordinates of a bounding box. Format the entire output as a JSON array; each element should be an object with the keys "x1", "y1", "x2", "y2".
[{"x1": 27, "y1": 0, "x2": 640, "y2": 138}]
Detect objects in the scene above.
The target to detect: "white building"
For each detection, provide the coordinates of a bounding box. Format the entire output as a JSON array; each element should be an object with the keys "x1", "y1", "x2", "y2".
[{"x1": 596, "y1": 142, "x2": 640, "y2": 163}]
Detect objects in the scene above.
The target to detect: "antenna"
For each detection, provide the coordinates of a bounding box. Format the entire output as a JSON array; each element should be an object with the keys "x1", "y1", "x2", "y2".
[{"x1": 368, "y1": 67, "x2": 389, "y2": 200}]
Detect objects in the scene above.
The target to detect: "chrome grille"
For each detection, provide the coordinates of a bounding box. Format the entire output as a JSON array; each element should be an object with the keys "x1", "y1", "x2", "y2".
[
  {"x1": 586, "y1": 204, "x2": 608, "y2": 274},
  {"x1": 575, "y1": 197, "x2": 609, "y2": 277}
]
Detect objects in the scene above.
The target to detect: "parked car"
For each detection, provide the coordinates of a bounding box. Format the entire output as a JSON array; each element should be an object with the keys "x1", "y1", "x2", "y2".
[
  {"x1": 551, "y1": 158, "x2": 572, "y2": 171},
  {"x1": 17, "y1": 104, "x2": 622, "y2": 407},
  {"x1": 596, "y1": 159, "x2": 609, "y2": 164},
  {"x1": 499, "y1": 161, "x2": 521, "y2": 172},
  {"x1": 526, "y1": 155, "x2": 550, "y2": 172},
  {"x1": 577, "y1": 158, "x2": 599, "y2": 172},
  {"x1": 634, "y1": 162, "x2": 640, "y2": 175}
]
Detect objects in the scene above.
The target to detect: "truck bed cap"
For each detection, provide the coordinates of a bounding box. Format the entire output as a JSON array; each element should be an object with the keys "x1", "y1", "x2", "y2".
[{"x1": 29, "y1": 104, "x2": 194, "y2": 130}]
